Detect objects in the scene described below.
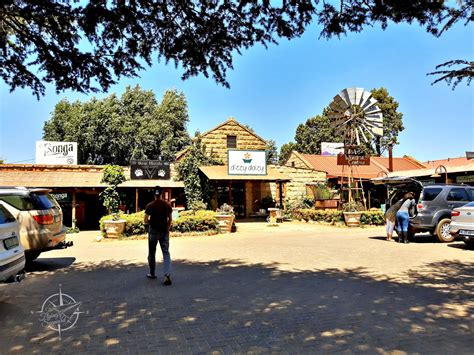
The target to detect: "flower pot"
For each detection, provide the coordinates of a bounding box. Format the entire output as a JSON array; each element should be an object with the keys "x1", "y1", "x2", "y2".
[
  {"x1": 315, "y1": 199, "x2": 338, "y2": 209},
  {"x1": 103, "y1": 219, "x2": 126, "y2": 238},
  {"x1": 343, "y1": 212, "x2": 362, "y2": 227},
  {"x1": 216, "y1": 214, "x2": 235, "y2": 233}
]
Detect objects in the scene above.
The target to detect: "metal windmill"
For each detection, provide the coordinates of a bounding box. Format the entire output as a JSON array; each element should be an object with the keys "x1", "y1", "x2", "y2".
[
  {"x1": 327, "y1": 87, "x2": 384, "y2": 207},
  {"x1": 327, "y1": 87, "x2": 383, "y2": 153}
]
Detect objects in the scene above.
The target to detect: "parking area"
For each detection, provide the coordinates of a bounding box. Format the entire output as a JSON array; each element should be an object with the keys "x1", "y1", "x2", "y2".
[{"x1": 1, "y1": 222, "x2": 473, "y2": 354}]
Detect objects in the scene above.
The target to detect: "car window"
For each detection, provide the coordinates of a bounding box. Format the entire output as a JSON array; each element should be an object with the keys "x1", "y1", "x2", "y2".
[
  {"x1": 464, "y1": 201, "x2": 474, "y2": 207},
  {"x1": 421, "y1": 188, "x2": 442, "y2": 201},
  {"x1": 0, "y1": 204, "x2": 16, "y2": 224},
  {"x1": 447, "y1": 188, "x2": 470, "y2": 202},
  {"x1": 468, "y1": 189, "x2": 474, "y2": 201},
  {"x1": 0, "y1": 193, "x2": 58, "y2": 211}
]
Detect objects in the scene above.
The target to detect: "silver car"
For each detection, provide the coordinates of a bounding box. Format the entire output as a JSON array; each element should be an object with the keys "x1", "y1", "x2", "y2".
[
  {"x1": 0, "y1": 203, "x2": 25, "y2": 283},
  {"x1": 449, "y1": 201, "x2": 474, "y2": 248}
]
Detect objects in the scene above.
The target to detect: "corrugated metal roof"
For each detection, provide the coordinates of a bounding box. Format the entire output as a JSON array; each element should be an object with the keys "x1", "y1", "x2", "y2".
[
  {"x1": 199, "y1": 165, "x2": 290, "y2": 181},
  {"x1": 298, "y1": 153, "x2": 426, "y2": 180},
  {"x1": 423, "y1": 157, "x2": 471, "y2": 168},
  {"x1": 388, "y1": 162, "x2": 474, "y2": 178},
  {"x1": 0, "y1": 164, "x2": 183, "y2": 188}
]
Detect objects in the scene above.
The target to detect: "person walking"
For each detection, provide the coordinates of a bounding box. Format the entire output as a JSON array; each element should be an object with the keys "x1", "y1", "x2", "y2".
[
  {"x1": 384, "y1": 199, "x2": 403, "y2": 241},
  {"x1": 396, "y1": 192, "x2": 416, "y2": 244},
  {"x1": 144, "y1": 187, "x2": 173, "y2": 285}
]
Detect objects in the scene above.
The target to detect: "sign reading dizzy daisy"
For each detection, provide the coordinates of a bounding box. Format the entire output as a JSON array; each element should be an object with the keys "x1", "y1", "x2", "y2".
[
  {"x1": 228, "y1": 150, "x2": 267, "y2": 175},
  {"x1": 131, "y1": 160, "x2": 170, "y2": 180}
]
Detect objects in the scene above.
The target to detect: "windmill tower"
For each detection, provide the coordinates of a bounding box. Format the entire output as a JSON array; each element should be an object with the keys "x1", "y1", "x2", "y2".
[{"x1": 327, "y1": 87, "x2": 384, "y2": 207}]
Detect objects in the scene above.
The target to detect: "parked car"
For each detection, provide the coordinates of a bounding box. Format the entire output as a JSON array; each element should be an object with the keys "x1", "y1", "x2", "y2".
[
  {"x1": 449, "y1": 201, "x2": 474, "y2": 249},
  {"x1": 0, "y1": 187, "x2": 72, "y2": 264},
  {"x1": 0, "y1": 202, "x2": 25, "y2": 283},
  {"x1": 372, "y1": 177, "x2": 474, "y2": 242}
]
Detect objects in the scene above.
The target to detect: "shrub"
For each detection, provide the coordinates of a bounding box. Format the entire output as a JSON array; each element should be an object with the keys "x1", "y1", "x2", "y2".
[
  {"x1": 292, "y1": 208, "x2": 343, "y2": 224},
  {"x1": 100, "y1": 210, "x2": 219, "y2": 236},
  {"x1": 360, "y1": 210, "x2": 385, "y2": 226}
]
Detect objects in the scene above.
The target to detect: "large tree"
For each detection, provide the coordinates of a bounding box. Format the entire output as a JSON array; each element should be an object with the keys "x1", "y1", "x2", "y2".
[
  {"x1": 43, "y1": 86, "x2": 191, "y2": 165},
  {"x1": 291, "y1": 87, "x2": 404, "y2": 156},
  {"x1": 1, "y1": 1, "x2": 471, "y2": 98}
]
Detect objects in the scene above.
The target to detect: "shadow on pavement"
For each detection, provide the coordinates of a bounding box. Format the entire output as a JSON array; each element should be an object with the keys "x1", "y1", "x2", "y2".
[
  {"x1": 0, "y1": 258, "x2": 472, "y2": 353},
  {"x1": 25, "y1": 257, "x2": 76, "y2": 272}
]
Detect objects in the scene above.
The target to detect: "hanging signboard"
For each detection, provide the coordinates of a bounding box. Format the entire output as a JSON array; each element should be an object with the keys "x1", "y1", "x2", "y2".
[
  {"x1": 456, "y1": 175, "x2": 474, "y2": 183},
  {"x1": 36, "y1": 141, "x2": 78, "y2": 165},
  {"x1": 130, "y1": 160, "x2": 170, "y2": 180},
  {"x1": 337, "y1": 153, "x2": 370, "y2": 166},
  {"x1": 321, "y1": 142, "x2": 344, "y2": 156},
  {"x1": 228, "y1": 150, "x2": 267, "y2": 175}
]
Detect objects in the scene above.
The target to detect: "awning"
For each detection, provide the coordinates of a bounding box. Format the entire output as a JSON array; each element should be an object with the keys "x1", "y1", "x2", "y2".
[
  {"x1": 0, "y1": 170, "x2": 183, "y2": 188},
  {"x1": 199, "y1": 165, "x2": 290, "y2": 181}
]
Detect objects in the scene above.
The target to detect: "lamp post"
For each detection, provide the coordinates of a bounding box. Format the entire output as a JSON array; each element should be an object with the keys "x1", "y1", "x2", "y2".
[{"x1": 431, "y1": 165, "x2": 448, "y2": 183}]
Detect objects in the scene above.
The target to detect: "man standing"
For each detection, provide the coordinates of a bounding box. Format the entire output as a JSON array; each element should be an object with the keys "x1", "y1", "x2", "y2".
[{"x1": 144, "y1": 187, "x2": 173, "y2": 285}]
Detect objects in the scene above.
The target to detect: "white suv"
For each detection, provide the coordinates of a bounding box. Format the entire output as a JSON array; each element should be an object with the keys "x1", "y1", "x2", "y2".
[{"x1": 0, "y1": 203, "x2": 25, "y2": 283}]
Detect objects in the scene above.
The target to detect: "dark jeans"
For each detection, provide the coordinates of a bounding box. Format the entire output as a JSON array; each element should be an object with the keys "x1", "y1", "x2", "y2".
[{"x1": 148, "y1": 228, "x2": 171, "y2": 277}]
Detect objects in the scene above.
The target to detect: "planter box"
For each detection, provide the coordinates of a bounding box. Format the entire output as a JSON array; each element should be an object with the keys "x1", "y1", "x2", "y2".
[
  {"x1": 103, "y1": 219, "x2": 126, "y2": 238},
  {"x1": 343, "y1": 212, "x2": 362, "y2": 227},
  {"x1": 216, "y1": 214, "x2": 235, "y2": 233},
  {"x1": 315, "y1": 199, "x2": 339, "y2": 209}
]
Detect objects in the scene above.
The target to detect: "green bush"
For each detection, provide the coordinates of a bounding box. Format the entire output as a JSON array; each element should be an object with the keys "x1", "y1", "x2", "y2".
[
  {"x1": 292, "y1": 208, "x2": 384, "y2": 226},
  {"x1": 100, "y1": 210, "x2": 219, "y2": 236}
]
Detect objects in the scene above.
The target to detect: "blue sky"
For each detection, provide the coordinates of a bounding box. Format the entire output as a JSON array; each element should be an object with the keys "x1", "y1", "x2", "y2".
[{"x1": 0, "y1": 20, "x2": 472, "y2": 164}]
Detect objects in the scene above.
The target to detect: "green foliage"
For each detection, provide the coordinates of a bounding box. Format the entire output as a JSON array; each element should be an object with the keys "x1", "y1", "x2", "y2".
[
  {"x1": 66, "y1": 226, "x2": 80, "y2": 234},
  {"x1": 309, "y1": 182, "x2": 334, "y2": 200},
  {"x1": 100, "y1": 165, "x2": 125, "y2": 215},
  {"x1": 265, "y1": 140, "x2": 278, "y2": 164},
  {"x1": 100, "y1": 210, "x2": 219, "y2": 236},
  {"x1": 176, "y1": 136, "x2": 220, "y2": 209},
  {"x1": 171, "y1": 210, "x2": 219, "y2": 233},
  {"x1": 292, "y1": 208, "x2": 384, "y2": 225},
  {"x1": 278, "y1": 142, "x2": 297, "y2": 165},
  {"x1": 216, "y1": 203, "x2": 234, "y2": 215},
  {"x1": 341, "y1": 201, "x2": 365, "y2": 212},
  {"x1": 294, "y1": 112, "x2": 340, "y2": 155},
  {"x1": 43, "y1": 86, "x2": 191, "y2": 165},
  {"x1": 260, "y1": 196, "x2": 276, "y2": 210}
]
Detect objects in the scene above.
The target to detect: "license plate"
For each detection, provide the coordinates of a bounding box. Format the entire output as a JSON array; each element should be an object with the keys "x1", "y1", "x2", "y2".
[
  {"x1": 3, "y1": 236, "x2": 19, "y2": 250},
  {"x1": 54, "y1": 215, "x2": 60, "y2": 223},
  {"x1": 459, "y1": 230, "x2": 474, "y2": 236}
]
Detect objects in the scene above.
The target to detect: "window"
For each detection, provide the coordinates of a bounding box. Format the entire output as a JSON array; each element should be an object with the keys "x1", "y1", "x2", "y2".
[
  {"x1": 421, "y1": 188, "x2": 442, "y2": 201},
  {"x1": 447, "y1": 188, "x2": 470, "y2": 202},
  {"x1": 0, "y1": 204, "x2": 15, "y2": 224},
  {"x1": 227, "y1": 135, "x2": 237, "y2": 148},
  {"x1": 0, "y1": 193, "x2": 58, "y2": 211}
]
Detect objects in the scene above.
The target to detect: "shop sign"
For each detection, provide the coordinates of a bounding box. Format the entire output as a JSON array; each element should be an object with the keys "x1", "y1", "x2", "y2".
[
  {"x1": 321, "y1": 142, "x2": 344, "y2": 156},
  {"x1": 228, "y1": 150, "x2": 267, "y2": 175},
  {"x1": 466, "y1": 151, "x2": 474, "y2": 160},
  {"x1": 337, "y1": 153, "x2": 370, "y2": 166},
  {"x1": 456, "y1": 175, "x2": 474, "y2": 183},
  {"x1": 130, "y1": 160, "x2": 170, "y2": 180},
  {"x1": 36, "y1": 141, "x2": 77, "y2": 165}
]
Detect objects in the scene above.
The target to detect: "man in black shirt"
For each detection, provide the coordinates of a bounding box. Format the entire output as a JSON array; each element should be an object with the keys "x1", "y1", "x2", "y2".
[{"x1": 144, "y1": 187, "x2": 173, "y2": 285}]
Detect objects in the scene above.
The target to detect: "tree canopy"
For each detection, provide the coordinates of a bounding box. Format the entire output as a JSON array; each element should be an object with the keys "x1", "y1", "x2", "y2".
[
  {"x1": 288, "y1": 87, "x2": 404, "y2": 156},
  {"x1": 43, "y1": 86, "x2": 191, "y2": 165},
  {"x1": 1, "y1": 1, "x2": 471, "y2": 98}
]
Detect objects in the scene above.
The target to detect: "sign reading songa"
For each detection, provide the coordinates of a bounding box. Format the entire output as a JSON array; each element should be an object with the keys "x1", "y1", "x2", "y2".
[
  {"x1": 228, "y1": 150, "x2": 267, "y2": 175},
  {"x1": 36, "y1": 141, "x2": 77, "y2": 165}
]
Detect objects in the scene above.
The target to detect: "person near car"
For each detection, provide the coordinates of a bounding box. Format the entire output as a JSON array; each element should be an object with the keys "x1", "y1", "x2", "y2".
[
  {"x1": 144, "y1": 187, "x2": 173, "y2": 285},
  {"x1": 384, "y1": 199, "x2": 403, "y2": 241},
  {"x1": 396, "y1": 192, "x2": 416, "y2": 244}
]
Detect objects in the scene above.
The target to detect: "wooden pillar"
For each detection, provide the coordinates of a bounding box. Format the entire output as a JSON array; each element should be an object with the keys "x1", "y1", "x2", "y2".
[
  {"x1": 72, "y1": 191, "x2": 76, "y2": 229},
  {"x1": 135, "y1": 188, "x2": 139, "y2": 212}
]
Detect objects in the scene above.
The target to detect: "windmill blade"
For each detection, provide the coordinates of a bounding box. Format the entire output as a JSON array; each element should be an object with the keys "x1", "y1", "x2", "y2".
[
  {"x1": 358, "y1": 126, "x2": 369, "y2": 143},
  {"x1": 355, "y1": 127, "x2": 361, "y2": 145}
]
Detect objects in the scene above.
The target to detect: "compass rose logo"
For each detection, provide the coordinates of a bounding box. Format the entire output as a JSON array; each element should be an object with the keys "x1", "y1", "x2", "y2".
[{"x1": 34, "y1": 284, "x2": 85, "y2": 338}]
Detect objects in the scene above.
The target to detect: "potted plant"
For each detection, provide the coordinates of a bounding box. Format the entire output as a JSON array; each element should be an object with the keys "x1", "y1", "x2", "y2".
[
  {"x1": 215, "y1": 203, "x2": 235, "y2": 233},
  {"x1": 100, "y1": 165, "x2": 126, "y2": 238},
  {"x1": 342, "y1": 201, "x2": 365, "y2": 227}
]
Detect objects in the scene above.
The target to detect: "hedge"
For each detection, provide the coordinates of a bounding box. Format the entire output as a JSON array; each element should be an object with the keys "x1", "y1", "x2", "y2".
[
  {"x1": 100, "y1": 210, "x2": 219, "y2": 237},
  {"x1": 292, "y1": 208, "x2": 385, "y2": 226}
]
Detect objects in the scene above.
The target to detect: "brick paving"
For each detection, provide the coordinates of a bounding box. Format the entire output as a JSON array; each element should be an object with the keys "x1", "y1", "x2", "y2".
[{"x1": 0, "y1": 222, "x2": 473, "y2": 354}]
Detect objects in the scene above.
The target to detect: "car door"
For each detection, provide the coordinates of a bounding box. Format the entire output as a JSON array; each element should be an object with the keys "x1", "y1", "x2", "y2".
[{"x1": 446, "y1": 187, "x2": 471, "y2": 210}]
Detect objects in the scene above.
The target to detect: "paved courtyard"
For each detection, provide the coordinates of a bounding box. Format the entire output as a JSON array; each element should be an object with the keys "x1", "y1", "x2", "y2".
[{"x1": 0, "y1": 222, "x2": 472, "y2": 354}]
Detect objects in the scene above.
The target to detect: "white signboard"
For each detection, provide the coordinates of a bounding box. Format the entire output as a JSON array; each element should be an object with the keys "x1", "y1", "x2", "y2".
[
  {"x1": 36, "y1": 141, "x2": 78, "y2": 165},
  {"x1": 321, "y1": 142, "x2": 344, "y2": 156},
  {"x1": 228, "y1": 150, "x2": 267, "y2": 175}
]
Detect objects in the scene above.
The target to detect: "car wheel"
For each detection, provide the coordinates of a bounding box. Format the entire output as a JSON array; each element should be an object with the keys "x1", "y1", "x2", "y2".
[
  {"x1": 464, "y1": 240, "x2": 474, "y2": 250},
  {"x1": 435, "y1": 218, "x2": 454, "y2": 243},
  {"x1": 25, "y1": 251, "x2": 41, "y2": 264},
  {"x1": 407, "y1": 230, "x2": 415, "y2": 241}
]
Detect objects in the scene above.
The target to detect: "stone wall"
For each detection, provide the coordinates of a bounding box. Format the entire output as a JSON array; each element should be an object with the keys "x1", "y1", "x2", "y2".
[
  {"x1": 286, "y1": 152, "x2": 310, "y2": 169},
  {"x1": 201, "y1": 118, "x2": 267, "y2": 163}
]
